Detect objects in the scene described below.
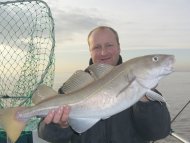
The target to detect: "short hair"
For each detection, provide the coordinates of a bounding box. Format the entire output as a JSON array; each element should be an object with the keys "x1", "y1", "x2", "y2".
[{"x1": 87, "y1": 26, "x2": 120, "y2": 46}]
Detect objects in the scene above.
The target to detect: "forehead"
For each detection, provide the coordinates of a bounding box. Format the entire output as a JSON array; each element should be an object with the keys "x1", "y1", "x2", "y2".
[{"x1": 89, "y1": 29, "x2": 117, "y2": 44}]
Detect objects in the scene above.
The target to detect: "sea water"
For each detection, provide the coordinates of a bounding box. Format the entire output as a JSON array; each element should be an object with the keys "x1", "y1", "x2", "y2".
[{"x1": 155, "y1": 72, "x2": 190, "y2": 143}]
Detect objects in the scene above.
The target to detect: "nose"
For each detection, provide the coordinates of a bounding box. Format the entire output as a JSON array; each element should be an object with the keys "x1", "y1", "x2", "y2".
[{"x1": 101, "y1": 47, "x2": 107, "y2": 55}]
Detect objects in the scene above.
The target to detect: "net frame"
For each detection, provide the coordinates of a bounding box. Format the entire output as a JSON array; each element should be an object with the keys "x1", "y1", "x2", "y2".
[{"x1": 0, "y1": 0, "x2": 55, "y2": 133}]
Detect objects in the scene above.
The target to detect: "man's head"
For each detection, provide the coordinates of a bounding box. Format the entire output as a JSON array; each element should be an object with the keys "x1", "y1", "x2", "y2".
[{"x1": 88, "y1": 26, "x2": 120, "y2": 66}]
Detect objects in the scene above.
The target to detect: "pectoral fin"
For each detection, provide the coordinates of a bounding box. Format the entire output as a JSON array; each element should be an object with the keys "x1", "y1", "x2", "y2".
[
  {"x1": 146, "y1": 90, "x2": 166, "y2": 102},
  {"x1": 68, "y1": 117, "x2": 100, "y2": 133}
]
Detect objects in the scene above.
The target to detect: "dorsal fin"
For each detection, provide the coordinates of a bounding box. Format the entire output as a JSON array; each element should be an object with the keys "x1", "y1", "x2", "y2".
[
  {"x1": 86, "y1": 63, "x2": 114, "y2": 80},
  {"x1": 32, "y1": 84, "x2": 57, "y2": 104},
  {"x1": 59, "y1": 64, "x2": 114, "y2": 94},
  {"x1": 59, "y1": 70, "x2": 95, "y2": 94}
]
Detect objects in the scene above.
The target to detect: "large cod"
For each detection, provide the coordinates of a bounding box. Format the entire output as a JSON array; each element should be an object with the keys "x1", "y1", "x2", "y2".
[{"x1": 0, "y1": 54, "x2": 175, "y2": 142}]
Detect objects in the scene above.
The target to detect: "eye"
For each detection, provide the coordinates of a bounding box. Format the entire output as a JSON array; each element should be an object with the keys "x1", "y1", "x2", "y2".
[
  {"x1": 92, "y1": 45, "x2": 101, "y2": 51},
  {"x1": 152, "y1": 56, "x2": 159, "y2": 62},
  {"x1": 105, "y1": 44, "x2": 113, "y2": 48}
]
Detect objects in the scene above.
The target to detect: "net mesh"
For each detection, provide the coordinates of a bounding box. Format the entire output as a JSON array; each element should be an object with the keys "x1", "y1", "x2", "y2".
[{"x1": 0, "y1": 0, "x2": 55, "y2": 132}]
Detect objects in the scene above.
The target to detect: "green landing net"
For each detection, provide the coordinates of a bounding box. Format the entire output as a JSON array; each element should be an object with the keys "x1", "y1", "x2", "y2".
[{"x1": 0, "y1": 0, "x2": 55, "y2": 131}]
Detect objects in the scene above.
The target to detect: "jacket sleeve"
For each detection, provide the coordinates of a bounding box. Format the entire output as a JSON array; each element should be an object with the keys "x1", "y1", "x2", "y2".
[
  {"x1": 38, "y1": 87, "x2": 73, "y2": 143},
  {"x1": 38, "y1": 120, "x2": 73, "y2": 143},
  {"x1": 132, "y1": 89, "x2": 171, "y2": 141}
]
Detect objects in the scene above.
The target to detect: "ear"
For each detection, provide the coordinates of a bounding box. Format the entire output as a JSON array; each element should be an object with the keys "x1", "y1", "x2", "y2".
[{"x1": 117, "y1": 44, "x2": 121, "y2": 53}]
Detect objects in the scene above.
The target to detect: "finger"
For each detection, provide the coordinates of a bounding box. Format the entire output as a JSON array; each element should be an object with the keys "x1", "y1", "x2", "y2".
[
  {"x1": 44, "y1": 110, "x2": 55, "y2": 124},
  {"x1": 61, "y1": 106, "x2": 71, "y2": 122},
  {"x1": 53, "y1": 106, "x2": 64, "y2": 123},
  {"x1": 59, "y1": 106, "x2": 70, "y2": 127}
]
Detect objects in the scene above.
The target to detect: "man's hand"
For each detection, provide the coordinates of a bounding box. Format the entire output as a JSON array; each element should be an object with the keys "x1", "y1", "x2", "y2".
[
  {"x1": 140, "y1": 96, "x2": 149, "y2": 102},
  {"x1": 43, "y1": 105, "x2": 71, "y2": 128}
]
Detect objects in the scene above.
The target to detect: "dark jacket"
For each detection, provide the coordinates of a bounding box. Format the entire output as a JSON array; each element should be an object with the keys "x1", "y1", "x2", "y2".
[{"x1": 38, "y1": 56, "x2": 171, "y2": 143}]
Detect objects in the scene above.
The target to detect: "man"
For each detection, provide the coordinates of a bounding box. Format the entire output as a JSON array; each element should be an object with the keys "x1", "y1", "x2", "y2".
[{"x1": 38, "y1": 26, "x2": 171, "y2": 143}]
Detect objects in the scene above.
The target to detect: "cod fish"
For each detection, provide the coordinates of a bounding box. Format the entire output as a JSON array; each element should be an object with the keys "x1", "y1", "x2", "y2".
[{"x1": 0, "y1": 54, "x2": 175, "y2": 142}]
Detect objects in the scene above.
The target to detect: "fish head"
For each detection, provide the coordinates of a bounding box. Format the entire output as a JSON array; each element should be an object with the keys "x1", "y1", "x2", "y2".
[{"x1": 125, "y1": 54, "x2": 175, "y2": 89}]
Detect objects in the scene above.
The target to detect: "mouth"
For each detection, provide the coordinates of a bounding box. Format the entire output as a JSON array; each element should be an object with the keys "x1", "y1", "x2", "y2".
[
  {"x1": 163, "y1": 55, "x2": 175, "y2": 74},
  {"x1": 162, "y1": 64, "x2": 175, "y2": 75},
  {"x1": 165, "y1": 67, "x2": 174, "y2": 73},
  {"x1": 100, "y1": 57, "x2": 111, "y2": 62}
]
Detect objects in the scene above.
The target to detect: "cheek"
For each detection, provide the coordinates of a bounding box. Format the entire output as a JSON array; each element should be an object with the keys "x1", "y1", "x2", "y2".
[
  {"x1": 110, "y1": 48, "x2": 120, "y2": 56},
  {"x1": 91, "y1": 51, "x2": 99, "y2": 60}
]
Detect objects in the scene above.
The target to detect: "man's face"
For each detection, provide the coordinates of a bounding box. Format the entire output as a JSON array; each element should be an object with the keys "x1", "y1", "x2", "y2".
[{"x1": 89, "y1": 29, "x2": 120, "y2": 66}]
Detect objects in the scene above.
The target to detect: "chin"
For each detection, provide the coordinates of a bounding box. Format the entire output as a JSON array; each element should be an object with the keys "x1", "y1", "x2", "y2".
[
  {"x1": 97, "y1": 59, "x2": 113, "y2": 65},
  {"x1": 102, "y1": 61, "x2": 112, "y2": 65}
]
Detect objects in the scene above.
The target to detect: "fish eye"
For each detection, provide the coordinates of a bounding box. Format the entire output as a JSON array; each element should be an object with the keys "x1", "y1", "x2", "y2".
[{"x1": 152, "y1": 56, "x2": 159, "y2": 62}]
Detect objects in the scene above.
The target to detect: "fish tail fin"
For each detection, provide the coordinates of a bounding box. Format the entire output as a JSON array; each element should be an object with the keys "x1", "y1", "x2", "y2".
[{"x1": 0, "y1": 107, "x2": 28, "y2": 143}]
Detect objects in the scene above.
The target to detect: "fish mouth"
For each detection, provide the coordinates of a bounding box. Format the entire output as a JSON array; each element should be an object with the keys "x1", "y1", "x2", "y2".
[
  {"x1": 165, "y1": 64, "x2": 175, "y2": 72},
  {"x1": 163, "y1": 55, "x2": 175, "y2": 74},
  {"x1": 164, "y1": 67, "x2": 174, "y2": 75},
  {"x1": 162, "y1": 65, "x2": 175, "y2": 76}
]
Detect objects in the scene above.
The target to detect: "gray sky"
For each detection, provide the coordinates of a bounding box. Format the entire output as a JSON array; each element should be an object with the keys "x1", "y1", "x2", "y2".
[
  {"x1": 44, "y1": 0, "x2": 190, "y2": 49},
  {"x1": 41, "y1": 0, "x2": 190, "y2": 87}
]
